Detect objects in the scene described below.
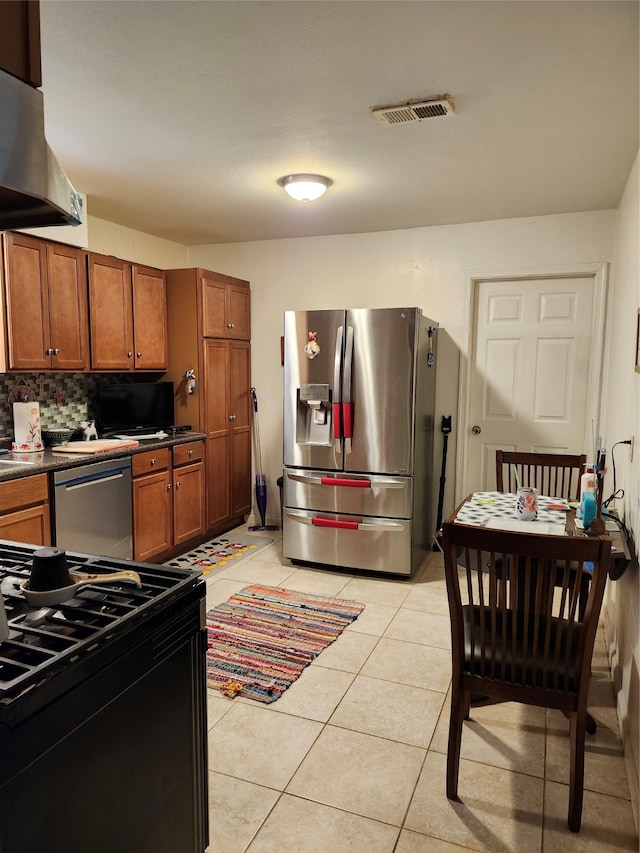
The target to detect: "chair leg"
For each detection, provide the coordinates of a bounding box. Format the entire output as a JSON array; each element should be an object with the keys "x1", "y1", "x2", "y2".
[
  {"x1": 568, "y1": 709, "x2": 587, "y2": 832},
  {"x1": 447, "y1": 681, "x2": 466, "y2": 799}
]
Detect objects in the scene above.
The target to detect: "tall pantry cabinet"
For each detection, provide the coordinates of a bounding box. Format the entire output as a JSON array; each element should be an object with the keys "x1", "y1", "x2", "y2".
[{"x1": 164, "y1": 268, "x2": 251, "y2": 533}]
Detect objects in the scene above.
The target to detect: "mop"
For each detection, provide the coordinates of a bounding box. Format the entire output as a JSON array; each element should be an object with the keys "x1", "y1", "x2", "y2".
[{"x1": 248, "y1": 387, "x2": 279, "y2": 532}]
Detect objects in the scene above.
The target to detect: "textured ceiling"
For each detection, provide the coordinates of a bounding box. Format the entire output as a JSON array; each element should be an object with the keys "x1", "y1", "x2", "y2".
[{"x1": 39, "y1": 1, "x2": 639, "y2": 246}]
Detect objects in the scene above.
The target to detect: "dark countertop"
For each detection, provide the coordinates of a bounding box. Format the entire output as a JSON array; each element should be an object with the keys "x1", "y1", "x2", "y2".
[{"x1": 0, "y1": 432, "x2": 207, "y2": 482}]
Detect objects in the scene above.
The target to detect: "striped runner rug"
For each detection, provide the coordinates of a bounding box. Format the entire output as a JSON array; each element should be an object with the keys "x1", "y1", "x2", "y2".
[{"x1": 206, "y1": 584, "x2": 365, "y2": 703}]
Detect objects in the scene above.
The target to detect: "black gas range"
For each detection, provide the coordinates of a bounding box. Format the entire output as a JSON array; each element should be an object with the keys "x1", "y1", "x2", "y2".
[{"x1": 0, "y1": 541, "x2": 208, "y2": 853}]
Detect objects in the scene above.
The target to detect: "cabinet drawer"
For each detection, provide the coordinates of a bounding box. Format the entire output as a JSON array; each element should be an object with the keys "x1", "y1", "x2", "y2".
[
  {"x1": 132, "y1": 448, "x2": 171, "y2": 477},
  {"x1": 0, "y1": 474, "x2": 48, "y2": 513},
  {"x1": 173, "y1": 441, "x2": 204, "y2": 467}
]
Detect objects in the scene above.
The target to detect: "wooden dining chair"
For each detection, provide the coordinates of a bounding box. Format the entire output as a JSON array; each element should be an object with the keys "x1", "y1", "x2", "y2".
[
  {"x1": 496, "y1": 449, "x2": 593, "y2": 621},
  {"x1": 495, "y1": 450, "x2": 587, "y2": 499},
  {"x1": 441, "y1": 518, "x2": 611, "y2": 832}
]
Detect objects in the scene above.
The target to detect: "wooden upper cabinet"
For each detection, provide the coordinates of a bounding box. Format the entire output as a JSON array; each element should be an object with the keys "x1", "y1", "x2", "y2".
[
  {"x1": 132, "y1": 265, "x2": 168, "y2": 369},
  {"x1": 0, "y1": 0, "x2": 42, "y2": 87},
  {"x1": 201, "y1": 271, "x2": 250, "y2": 340},
  {"x1": 88, "y1": 253, "x2": 133, "y2": 371},
  {"x1": 88, "y1": 253, "x2": 168, "y2": 371},
  {"x1": 2, "y1": 233, "x2": 88, "y2": 371},
  {"x1": 46, "y1": 242, "x2": 89, "y2": 370}
]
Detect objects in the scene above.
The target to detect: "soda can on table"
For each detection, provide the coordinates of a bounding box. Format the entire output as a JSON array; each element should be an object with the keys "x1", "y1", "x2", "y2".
[{"x1": 515, "y1": 487, "x2": 538, "y2": 521}]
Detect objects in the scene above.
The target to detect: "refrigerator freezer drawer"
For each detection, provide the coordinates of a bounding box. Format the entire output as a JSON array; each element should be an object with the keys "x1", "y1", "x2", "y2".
[
  {"x1": 283, "y1": 469, "x2": 412, "y2": 518},
  {"x1": 283, "y1": 509, "x2": 412, "y2": 575}
]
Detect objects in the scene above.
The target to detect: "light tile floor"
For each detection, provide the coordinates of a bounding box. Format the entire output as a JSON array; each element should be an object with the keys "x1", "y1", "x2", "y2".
[{"x1": 203, "y1": 526, "x2": 638, "y2": 853}]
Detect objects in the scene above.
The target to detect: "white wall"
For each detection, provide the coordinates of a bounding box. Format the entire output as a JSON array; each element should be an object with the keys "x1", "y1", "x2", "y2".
[
  {"x1": 87, "y1": 215, "x2": 189, "y2": 268},
  {"x1": 188, "y1": 210, "x2": 616, "y2": 525},
  {"x1": 600, "y1": 150, "x2": 640, "y2": 824}
]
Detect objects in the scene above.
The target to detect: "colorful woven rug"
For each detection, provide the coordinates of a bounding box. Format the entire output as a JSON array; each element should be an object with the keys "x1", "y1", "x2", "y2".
[
  {"x1": 164, "y1": 533, "x2": 273, "y2": 577},
  {"x1": 206, "y1": 584, "x2": 365, "y2": 703}
]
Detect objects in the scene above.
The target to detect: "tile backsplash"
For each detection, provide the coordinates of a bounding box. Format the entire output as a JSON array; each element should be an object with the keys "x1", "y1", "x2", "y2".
[{"x1": 0, "y1": 373, "x2": 135, "y2": 438}]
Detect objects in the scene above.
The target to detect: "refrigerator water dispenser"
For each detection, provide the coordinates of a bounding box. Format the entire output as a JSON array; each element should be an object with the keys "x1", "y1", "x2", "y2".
[{"x1": 297, "y1": 383, "x2": 332, "y2": 445}]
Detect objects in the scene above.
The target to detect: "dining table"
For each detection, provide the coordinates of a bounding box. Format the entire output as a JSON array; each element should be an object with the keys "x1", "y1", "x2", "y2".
[{"x1": 443, "y1": 490, "x2": 630, "y2": 571}]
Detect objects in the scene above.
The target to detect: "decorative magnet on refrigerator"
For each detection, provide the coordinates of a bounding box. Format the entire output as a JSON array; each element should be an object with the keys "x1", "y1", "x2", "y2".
[{"x1": 304, "y1": 331, "x2": 320, "y2": 359}]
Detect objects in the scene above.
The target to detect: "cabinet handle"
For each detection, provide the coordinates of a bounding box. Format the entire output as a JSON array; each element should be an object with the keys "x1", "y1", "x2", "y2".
[
  {"x1": 53, "y1": 348, "x2": 60, "y2": 355},
  {"x1": 46, "y1": 348, "x2": 53, "y2": 355},
  {"x1": 188, "y1": 450, "x2": 193, "y2": 457},
  {"x1": 230, "y1": 323, "x2": 235, "y2": 329},
  {"x1": 137, "y1": 352, "x2": 142, "y2": 358},
  {"x1": 227, "y1": 323, "x2": 232, "y2": 329},
  {"x1": 150, "y1": 458, "x2": 156, "y2": 466},
  {"x1": 229, "y1": 414, "x2": 236, "y2": 421},
  {"x1": 175, "y1": 481, "x2": 181, "y2": 488},
  {"x1": 127, "y1": 352, "x2": 133, "y2": 358},
  {"x1": 167, "y1": 483, "x2": 172, "y2": 490}
]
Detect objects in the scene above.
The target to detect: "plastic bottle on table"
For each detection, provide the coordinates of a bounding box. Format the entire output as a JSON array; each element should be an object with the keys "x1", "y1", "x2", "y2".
[
  {"x1": 581, "y1": 489, "x2": 597, "y2": 530},
  {"x1": 578, "y1": 465, "x2": 596, "y2": 519}
]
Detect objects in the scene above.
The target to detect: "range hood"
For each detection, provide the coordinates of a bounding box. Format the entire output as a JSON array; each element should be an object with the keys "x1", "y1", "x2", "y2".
[{"x1": 0, "y1": 68, "x2": 83, "y2": 229}]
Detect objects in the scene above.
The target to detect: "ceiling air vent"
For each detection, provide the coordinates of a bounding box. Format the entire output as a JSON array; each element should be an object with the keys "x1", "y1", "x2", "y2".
[{"x1": 371, "y1": 96, "x2": 454, "y2": 126}]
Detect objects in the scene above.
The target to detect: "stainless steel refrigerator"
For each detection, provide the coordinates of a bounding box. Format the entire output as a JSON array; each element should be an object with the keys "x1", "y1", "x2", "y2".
[{"x1": 282, "y1": 307, "x2": 438, "y2": 576}]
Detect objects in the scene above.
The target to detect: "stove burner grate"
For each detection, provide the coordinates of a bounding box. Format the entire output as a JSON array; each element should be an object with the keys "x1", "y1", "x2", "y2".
[{"x1": 0, "y1": 540, "x2": 199, "y2": 702}]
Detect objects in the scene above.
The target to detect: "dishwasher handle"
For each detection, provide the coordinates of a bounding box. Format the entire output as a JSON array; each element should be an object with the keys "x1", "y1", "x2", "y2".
[
  {"x1": 63, "y1": 471, "x2": 128, "y2": 491},
  {"x1": 55, "y1": 462, "x2": 131, "y2": 490}
]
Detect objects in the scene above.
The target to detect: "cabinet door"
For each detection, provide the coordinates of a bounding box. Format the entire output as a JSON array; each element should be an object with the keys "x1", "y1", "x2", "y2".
[
  {"x1": 132, "y1": 265, "x2": 168, "y2": 369},
  {"x1": 132, "y1": 469, "x2": 172, "y2": 561},
  {"x1": 88, "y1": 253, "x2": 134, "y2": 370},
  {"x1": 0, "y1": 505, "x2": 51, "y2": 546},
  {"x1": 173, "y1": 461, "x2": 205, "y2": 546},
  {"x1": 201, "y1": 274, "x2": 227, "y2": 338},
  {"x1": 3, "y1": 233, "x2": 51, "y2": 369},
  {"x1": 204, "y1": 340, "x2": 230, "y2": 528},
  {"x1": 47, "y1": 242, "x2": 89, "y2": 370},
  {"x1": 0, "y1": 0, "x2": 42, "y2": 87},
  {"x1": 227, "y1": 284, "x2": 251, "y2": 340},
  {"x1": 229, "y1": 341, "x2": 251, "y2": 517},
  {"x1": 0, "y1": 473, "x2": 51, "y2": 546}
]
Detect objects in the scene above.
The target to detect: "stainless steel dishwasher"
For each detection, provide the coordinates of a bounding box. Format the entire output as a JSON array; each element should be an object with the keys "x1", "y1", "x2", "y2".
[{"x1": 53, "y1": 457, "x2": 133, "y2": 559}]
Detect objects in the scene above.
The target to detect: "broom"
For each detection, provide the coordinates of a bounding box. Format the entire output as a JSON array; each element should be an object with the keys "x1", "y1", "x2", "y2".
[{"x1": 248, "y1": 387, "x2": 279, "y2": 531}]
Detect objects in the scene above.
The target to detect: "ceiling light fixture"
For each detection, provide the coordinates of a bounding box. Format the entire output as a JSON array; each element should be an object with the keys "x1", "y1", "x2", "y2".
[{"x1": 278, "y1": 174, "x2": 332, "y2": 202}]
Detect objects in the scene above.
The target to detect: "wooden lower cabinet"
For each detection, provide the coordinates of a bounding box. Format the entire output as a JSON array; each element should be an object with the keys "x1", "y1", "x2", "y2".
[
  {"x1": 173, "y1": 442, "x2": 206, "y2": 547},
  {"x1": 0, "y1": 474, "x2": 51, "y2": 546},
  {"x1": 132, "y1": 442, "x2": 205, "y2": 562}
]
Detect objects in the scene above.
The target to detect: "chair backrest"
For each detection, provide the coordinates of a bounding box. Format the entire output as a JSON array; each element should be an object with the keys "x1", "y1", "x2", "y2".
[
  {"x1": 441, "y1": 519, "x2": 610, "y2": 708},
  {"x1": 495, "y1": 450, "x2": 587, "y2": 500}
]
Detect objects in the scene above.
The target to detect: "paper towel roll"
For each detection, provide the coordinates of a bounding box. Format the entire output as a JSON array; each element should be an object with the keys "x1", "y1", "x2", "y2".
[{"x1": 12, "y1": 402, "x2": 43, "y2": 452}]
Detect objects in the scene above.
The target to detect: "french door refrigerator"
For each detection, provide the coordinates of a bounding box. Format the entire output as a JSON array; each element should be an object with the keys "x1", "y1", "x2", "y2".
[{"x1": 282, "y1": 307, "x2": 438, "y2": 576}]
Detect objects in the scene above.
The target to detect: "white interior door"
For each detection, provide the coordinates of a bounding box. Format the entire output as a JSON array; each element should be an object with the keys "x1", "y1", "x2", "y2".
[{"x1": 465, "y1": 276, "x2": 596, "y2": 492}]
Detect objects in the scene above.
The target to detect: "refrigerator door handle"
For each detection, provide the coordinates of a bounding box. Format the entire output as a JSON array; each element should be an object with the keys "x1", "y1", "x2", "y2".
[
  {"x1": 355, "y1": 520, "x2": 405, "y2": 531},
  {"x1": 286, "y1": 472, "x2": 326, "y2": 486},
  {"x1": 320, "y1": 476, "x2": 370, "y2": 488},
  {"x1": 285, "y1": 510, "x2": 406, "y2": 533},
  {"x1": 332, "y1": 325, "x2": 344, "y2": 450},
  {"x1": 342, "y1": 325, "x2": 354, "y2": 454},
  {"x1": 312, "y1": 517, "x2": 361, "y2": 530},
  {"x1": 286, "y1": 472, "x2": 406, "y2": 489}
]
